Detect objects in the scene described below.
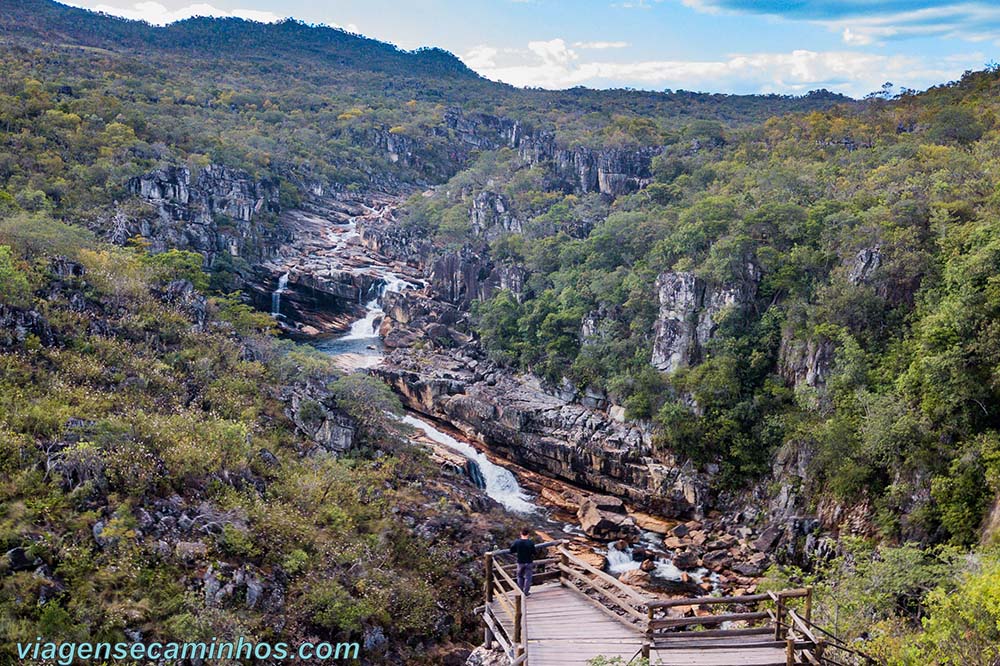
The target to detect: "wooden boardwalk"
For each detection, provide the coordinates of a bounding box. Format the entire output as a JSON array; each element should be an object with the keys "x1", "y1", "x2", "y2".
[
  {"x1": 490, "y1": 583, "x2": 645, "y2": 664},
  {"x1": 481, "y1": 541, "x2": 872, "y2": 666}
]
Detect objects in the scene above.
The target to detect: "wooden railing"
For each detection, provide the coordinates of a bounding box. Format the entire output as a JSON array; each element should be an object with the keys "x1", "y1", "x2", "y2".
[
  {"x1": 480, "y1": 542, "x2": 877, "y2": 666},
  {"x1": 780, "y1": 606, "x2": 880, "y2": 666},
  {"x1": 482, "y1": 540, "x2": 564, "y2": 665}
]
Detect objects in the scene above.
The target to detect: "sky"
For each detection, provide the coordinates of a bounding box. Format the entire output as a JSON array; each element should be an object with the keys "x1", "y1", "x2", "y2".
[{"x1": 60, "y1": 0, "x2": 998, "y2": 98}]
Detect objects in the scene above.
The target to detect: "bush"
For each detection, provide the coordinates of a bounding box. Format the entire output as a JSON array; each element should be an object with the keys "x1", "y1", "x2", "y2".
[
  {"x1": 140, "y1": 249, "x2": 209, "y2": 290},
  {"x1": 0, "y1": 245, "x2": 31, "y2": 307}
]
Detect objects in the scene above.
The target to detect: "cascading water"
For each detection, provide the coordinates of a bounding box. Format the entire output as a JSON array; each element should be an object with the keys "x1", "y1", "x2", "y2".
[
  {"x1": 313, "y1": 266, "x2": 537, "y2": 514},
  {"x1": 340, "y1": 284, "x2": 383, "y2": 341},
  {"x1": 313, "y1": 271, "x2": 419, "y2": 360},
  {"x1": 605, "y1": 532, "x2": 712, "y2": 585},
  {"x1": 401, "y1": 414, "x2": 537, "y2": 514},
  {"x1": 271, "y1": 272, "x2": 289, "y2": 318}
]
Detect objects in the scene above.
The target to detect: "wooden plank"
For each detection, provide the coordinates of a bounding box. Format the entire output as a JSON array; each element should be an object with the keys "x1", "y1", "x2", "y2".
[
  {"x1": 654, "y1": 640, "x2": 804, "y2": 651},
  {"x1": 651, "y1": 611, "x2": 771, "y2": 630},
  {"x1": 647, "y1": 592, "x2": 771, "y2": 609},
  {"x1": 787, "y1": 610, "x2": 818, "y2": 644},
  {"x1": 483, "y1": 611, "x2": 512, "y2": 654},
  {"x1": 647, "y1": 588, "x2": 810, "y2": 610},
  {"x1": 653, "y1": 627, "x2": 775, "y2": 640},
  {"x1": 649, "y1": 648, "x2": 791, "y2": 666},
  {"x1": 561, "y1": 578, "x2": 647, "y2": 631},
  {"x1": 558, "y1": 565, "x2": 648, "y2": 624},
  {"x1": 558, "y1": 547, "x2": 649, "y2": 605}
]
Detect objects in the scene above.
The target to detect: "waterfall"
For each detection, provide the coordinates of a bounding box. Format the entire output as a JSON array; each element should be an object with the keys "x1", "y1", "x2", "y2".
[
  {"x1": 401, "y1": 414, "x2": 537, "y2": 514},
  {"x1": 339, "y1": 272, "x2": 420, "y2": 342},
  {"x1": 606, "y1": 542, "x2": 641, "y2": 574},
  {"x1": 271, "y1": 272, "x2": 289, "y2": 317}
]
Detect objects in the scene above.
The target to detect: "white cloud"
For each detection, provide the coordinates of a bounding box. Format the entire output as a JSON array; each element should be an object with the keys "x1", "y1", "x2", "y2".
[
  {"x1": 822, "y1": 4, "x2": 1000, "y2": 45},
  {"x1": 461, "y1": 41, "x2": 985, "y2": 96},
  {"x1": 463, "y1": 45, "x2": 499, "y2": 70},
  {"x1": 573, "y1": 41, "x2": 630, "y2": 49},
  {"x1": 64, "y1": 1, "x2": 281, "y2": 25},
  {"x1": 679, "y1": 1, "x2": 1000, "y2": 46},
  {"x1": 527, "y1": 38, "x2": 578, "y2": 66}
]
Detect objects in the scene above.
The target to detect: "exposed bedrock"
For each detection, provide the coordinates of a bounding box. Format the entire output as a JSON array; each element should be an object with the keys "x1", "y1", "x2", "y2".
[
  {"x1": 123, "y1": 164, "x2": 284, "y2": 264},
  {"x1": 375, "y1": 347, "x2": 708, "y2": 517},
  {"x1": 778, "y1": 333, "x2": 836, "y2": 392},
  {"x1": 651, "y1": 263, "x2": 760, "y2": 374},
  {"x1": 443, "y1": 109, "x2": 663, "y2": 197}
]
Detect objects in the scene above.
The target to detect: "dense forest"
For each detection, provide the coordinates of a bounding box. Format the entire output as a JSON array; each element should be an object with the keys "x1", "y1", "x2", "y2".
[{"x1": 0, "y1": 1, "x2": 998, "y2": 664}]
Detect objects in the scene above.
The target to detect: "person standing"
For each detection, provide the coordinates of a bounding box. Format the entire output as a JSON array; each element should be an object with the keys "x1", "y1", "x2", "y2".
[{"x1": 509, "y1": 528, "x2": 536, "y2": 596}]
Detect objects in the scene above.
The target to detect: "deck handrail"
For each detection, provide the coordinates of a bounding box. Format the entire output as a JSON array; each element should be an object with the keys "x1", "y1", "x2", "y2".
[
  {"x1": 483, "y1": 539, "x2": 565, "y2": 664},
  {"x1": 480, "y1": 540, "x2": 865, "y2": 666}
]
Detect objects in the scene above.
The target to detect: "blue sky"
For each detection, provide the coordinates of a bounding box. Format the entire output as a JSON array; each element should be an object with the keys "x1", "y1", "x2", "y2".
[{"x1": 62, "y1": 0, "x2": 997, "y2": 97}]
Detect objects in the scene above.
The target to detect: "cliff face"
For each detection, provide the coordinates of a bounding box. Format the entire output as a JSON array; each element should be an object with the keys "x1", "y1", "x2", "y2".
[
  {"x1": 651, "y1": 264, "x2": 760, "y2": 373},
  {"x1": 376, "y1": 346, "x2": 708, "y2": 517},
  {"x1": 443, "y1": 109, "x2": 663, "y2": 196},
  {"x1": 778, "y1": 334, "x2": 836, "y2": 392},
  {"x1": 123, "y1": 164, "x2": 284, "y2": 265}
]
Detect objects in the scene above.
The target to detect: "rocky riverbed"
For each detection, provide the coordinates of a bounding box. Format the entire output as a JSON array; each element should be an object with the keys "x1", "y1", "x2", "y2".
[{"x1": 124, "y1": 173, "x2": 819, "y2": 603}]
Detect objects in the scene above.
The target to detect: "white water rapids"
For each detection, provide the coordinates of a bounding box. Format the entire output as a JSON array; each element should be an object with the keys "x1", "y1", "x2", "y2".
[
  {"x1": 605, "y1": 532, "x2": 712, "y2": 585},
  {"x1": 400, "y1": 414, "x2": 537, "y2": 514},
  {"x1": 313, "y1": 267, "x2": 538, "y2": 514}
]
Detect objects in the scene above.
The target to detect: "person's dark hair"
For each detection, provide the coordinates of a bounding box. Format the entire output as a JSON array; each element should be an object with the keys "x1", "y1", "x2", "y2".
[{"x1": 520, "y1": 528, "x2": 531, "y2": 537}]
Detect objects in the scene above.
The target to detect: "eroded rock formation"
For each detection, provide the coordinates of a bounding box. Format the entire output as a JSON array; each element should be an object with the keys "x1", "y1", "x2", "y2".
[
  {"x1": 375, "y1": 346, "x2": 707, "y2": 517},
  {"x1": 651, "y1": 264, "x2": 760, "y2": 373},
  {"x1": 124, "y1": 164, "x2": 283, "y2": 263}
]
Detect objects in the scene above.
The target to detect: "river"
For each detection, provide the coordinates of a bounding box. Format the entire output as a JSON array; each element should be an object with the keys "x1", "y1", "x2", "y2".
[
  {"x1": 270, "y1": 209, "x2": 707, "y2": 590},
  {"x1": 303, "y1": 269, "x2": 541, "y2": 515}
]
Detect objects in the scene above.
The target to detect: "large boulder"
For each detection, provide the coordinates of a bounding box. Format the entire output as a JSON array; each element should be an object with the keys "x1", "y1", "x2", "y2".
[
  {"x1": 671, "y1": 550, "x2": 700, "y2": 570},
  {"x1": 577, "y1": 496, "x2": 637, "y2": 540}
]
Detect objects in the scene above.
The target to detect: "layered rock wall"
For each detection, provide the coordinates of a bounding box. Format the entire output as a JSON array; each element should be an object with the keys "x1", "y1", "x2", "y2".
[
  {"x1": 376, "y1": 348, "x2": 707, "y2": 517},
  {"x1": 124, "y1": 164, "x2": 283, "y2": 264}
]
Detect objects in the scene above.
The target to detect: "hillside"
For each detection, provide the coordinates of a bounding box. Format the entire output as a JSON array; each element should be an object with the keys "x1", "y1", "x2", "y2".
[{"x1": 0, "y1": 2, "x2": 998, "y2": 665}]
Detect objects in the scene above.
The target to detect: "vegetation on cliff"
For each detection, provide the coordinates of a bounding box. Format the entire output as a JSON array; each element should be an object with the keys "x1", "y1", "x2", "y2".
[
  {"x1": 417, "y1": 68, "x2": 1000, "y2": 550},
  {"x1": 1, "y1": 1, "x2": 999, "y2": 663}
]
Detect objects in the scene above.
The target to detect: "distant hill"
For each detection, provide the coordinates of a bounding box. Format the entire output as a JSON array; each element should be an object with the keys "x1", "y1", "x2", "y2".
[
  {"x1": 0, "y1": 0, "x2": 860, "y2": 226},
  {"x1": 0, "y1": 0, "x2": 479, "y2": 79}
]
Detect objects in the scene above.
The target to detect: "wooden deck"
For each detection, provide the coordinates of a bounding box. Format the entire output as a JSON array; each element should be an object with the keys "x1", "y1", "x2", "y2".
[
  {"x1": 489, "y1": 584, "x2": 803, "y2": 665},
  {"x1": 490, "y1": 583, "x2": 645, "y2": 665},
  {"x1": 480, "y1": 541, "x2": 873, "y2": 666}
]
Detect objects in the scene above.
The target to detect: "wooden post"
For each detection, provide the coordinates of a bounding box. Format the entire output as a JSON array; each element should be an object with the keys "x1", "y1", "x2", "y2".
[
  {"x1": 641, "y1": 640, "x2": 651, "y2": 660},
  {"x1": 646, "y1": 605, "x2": 655, "y2": 640},
  {"x1": 559, "y1": 550, "x2": 568, "y2": 587},
  {"x1": 804, "y1": 586, "x2": 813, "y2": 624},
  {"x1": 785, "y1": 637, "x2": 795, "y2": 666},
  {"x1": 484, "y1": 553, "x2": 494, "y2": 603},
  {"x1": 814, "y1": 638, "x2": 826, "y2": 661},
  {"x1": 514, "y1": 593, "x2": 523, "y2": 644},
  {"x1": 774, "y1": 593, "x2": 785, "y2": 640}
]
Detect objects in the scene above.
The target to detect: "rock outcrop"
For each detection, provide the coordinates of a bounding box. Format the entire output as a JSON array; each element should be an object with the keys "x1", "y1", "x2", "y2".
[
  {"x1": 846, "y1": 244, "x2": 923, "y2": 306},
  {"x1": 376, "y1": 347, "x2": 707, "y2": 516},
  {"x1": 427, "y1": 249, "x2": 528, "y2": 308},
  {"x1": 470, "y1": 191, "x2": 523, "y2": 240},
  {"x1": 443, "y1": 109, "x2": 663, "y2": 196},
  {"x1": 848, "y1": 246, "x2": 881, "y2": 285},
  {"x1": 778, "y1": 334, "x2": 836, "y2": 391},
  {"x1": 577, "y1": 495, "x2": 638, "y2": 540},
  {"x1": 124, "y1": 164, "x2": 283, "y2": 264},
  {"x1": 380, "y1": 291, "x2": 471, "y2": 349},
  {"x1": 651, "y1": 264, "x2": 760, "y2": 373}
]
